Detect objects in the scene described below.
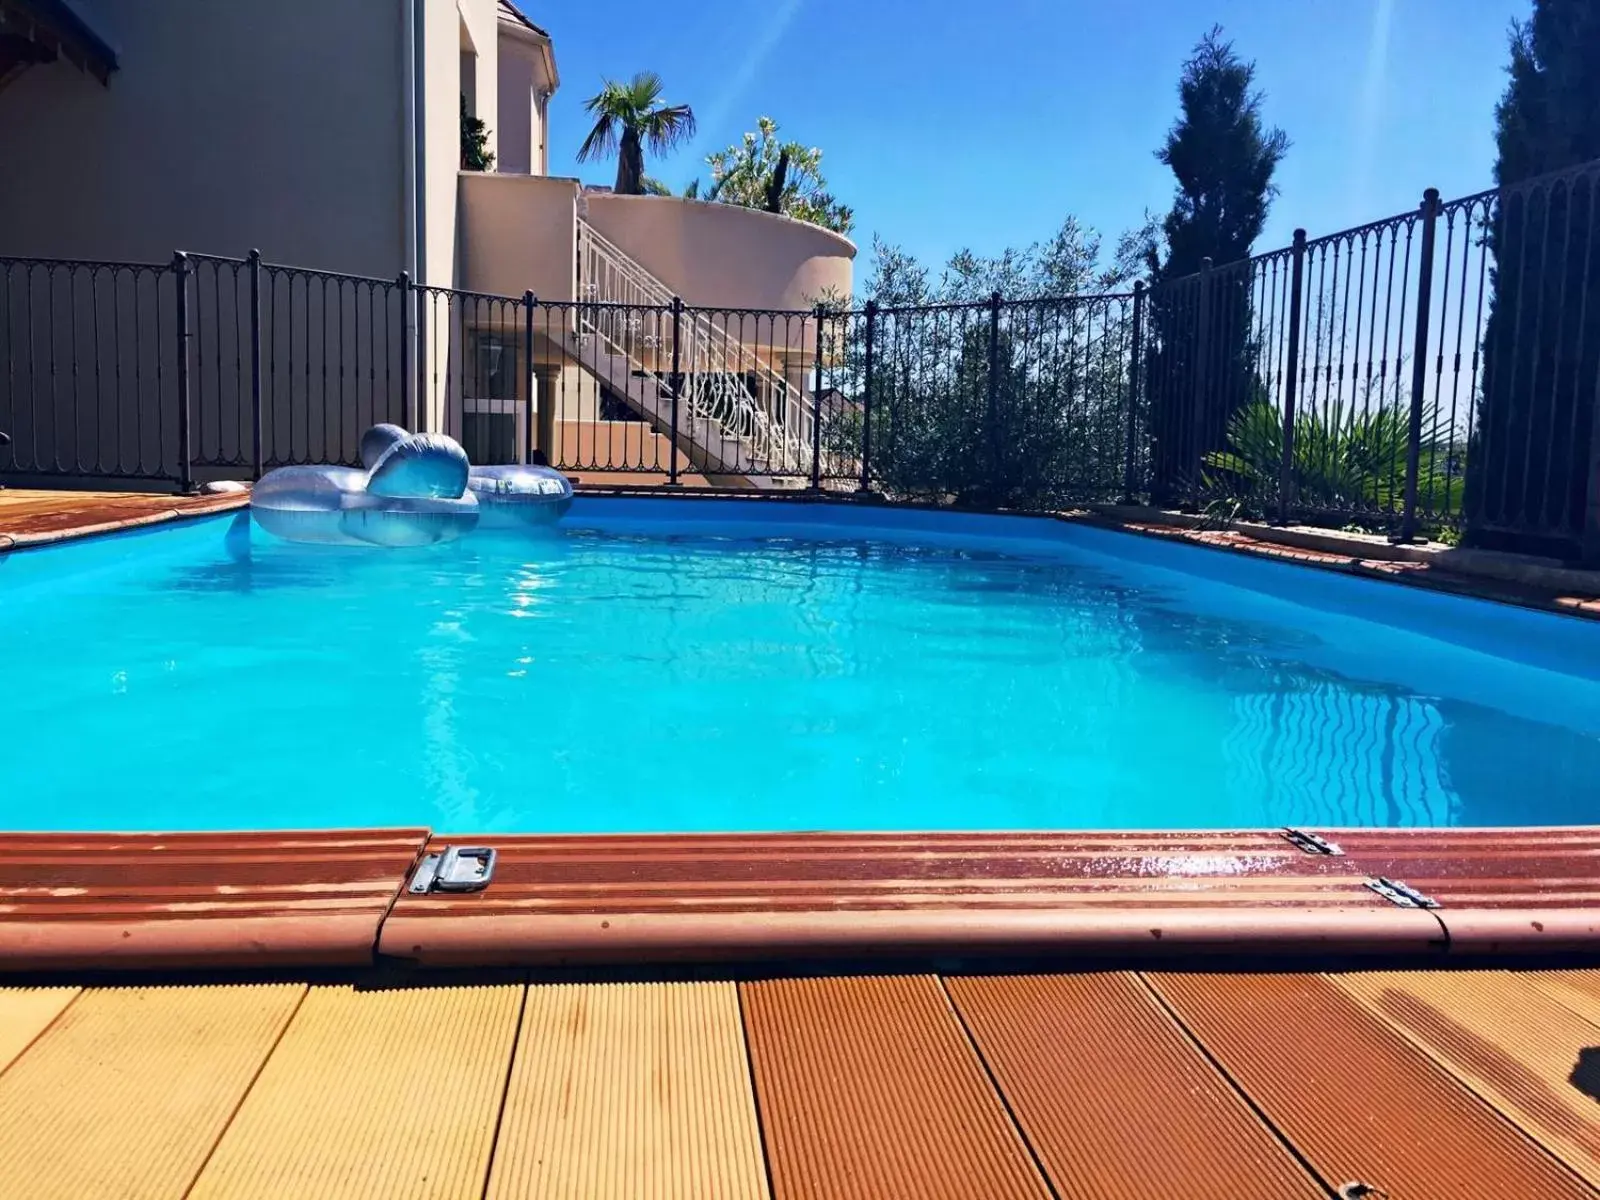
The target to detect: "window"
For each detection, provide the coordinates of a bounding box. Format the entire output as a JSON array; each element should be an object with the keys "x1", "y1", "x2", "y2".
[
  {"x1": 463, "y1": 332, "x2": 523, "y2": 464},
  {"x1": 472, "y1": 333, "x2": 516, "y2": 401}
]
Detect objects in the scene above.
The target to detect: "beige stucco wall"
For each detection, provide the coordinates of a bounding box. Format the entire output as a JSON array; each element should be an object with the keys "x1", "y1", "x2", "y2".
[
  {"x1": 459, "y1": 173, "x2": 579, "y2": 300},
  {"x1": 581, "y1": 195, "x2": 856, "y2": 311},
  {"x1": 496, "y1": 16, "x2": 556, "y2": 177},
  {"x1": 458, "y1": 0, "x2": 498, "y2": 166},
  {"x1": 419, "y1": 0, "x2": 495, "y2": 432},
  {"x1": 496, "y1": 36, "x2": 534, "y2": 175},
  {"x1": 0, "y1": 0, "x2": 406, "y2": 273}
]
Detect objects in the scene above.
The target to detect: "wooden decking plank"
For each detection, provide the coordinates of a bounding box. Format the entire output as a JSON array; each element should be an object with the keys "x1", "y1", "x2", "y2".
[
  {"x1": 1147, "y1": 972, "x2": 1590, "y2": 1198},
  {"x1": 945, "y1": 973, "x2": 1322, "y2": 1198},
  {"x1": 740, "y1": 974, "x2": 1048, "y2": 1200},
  {"x1": 0, "y1": 983, "x2": 305, "y2": 1200},
  {"x1": 1528, "y1": 969, "x2": 1600, "y2": 1026},
  {"x1": 188, "y1": 981, "x2": 522, "y2": 1200},
  {"x1": 383, "y1": 830, "x2": 1434, "y2": 967},
  {"x1": 1333, "y1": 969, "x2": 1600, "y2": 1187},
  {"x1": 486, "y1": 981, "x2": 766, "y2": 1199},
  {"x1": 0, "y1": 827, "x2": 429, "y2": 970},
  {"x1": 0, "y1": 986, "x2": 78, "y2": 1074}
]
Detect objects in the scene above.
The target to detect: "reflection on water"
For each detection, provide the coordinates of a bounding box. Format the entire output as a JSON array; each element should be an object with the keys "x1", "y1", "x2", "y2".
[{"x1": 1226, "y1": 688, "x2": 1455, "y2": 827}]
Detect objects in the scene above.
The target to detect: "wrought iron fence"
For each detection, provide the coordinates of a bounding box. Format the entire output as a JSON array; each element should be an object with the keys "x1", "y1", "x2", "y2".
[
  {"x1": 1144, "y1": 156, "x2": 1600, "y2": 560},
  {"x1": 0, "y1": 256, "x2": 181, "y2": 484},
  {"x1": 3, "y1": 155, "x2": 1600, "y2": 561}
]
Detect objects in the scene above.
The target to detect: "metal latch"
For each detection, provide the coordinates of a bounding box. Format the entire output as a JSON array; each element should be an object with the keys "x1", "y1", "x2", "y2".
[
  {"x1": 1281, "y1": 827, "x2": 1344, "y2": 856},
  {"x1": 407, "y1": 845, "x2": 497, "y2": 895},
  {"x1": 1364, "y1": 876, "x2": 1439, "y2": 909}
]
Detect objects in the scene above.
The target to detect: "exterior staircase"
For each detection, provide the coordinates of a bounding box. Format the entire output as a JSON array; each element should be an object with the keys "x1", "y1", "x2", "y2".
[{"x1": 564, "y1": 221, "x2": 820, "y2": 486}]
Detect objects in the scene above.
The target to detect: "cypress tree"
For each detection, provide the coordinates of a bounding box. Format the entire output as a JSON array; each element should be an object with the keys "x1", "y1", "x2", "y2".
[
  {"x1": 1144, "y1": 27, "x2": 1288, "y2": 504},
  {"x1": 1468, "y1": 0, "x2": 1600, "y2": 558}
]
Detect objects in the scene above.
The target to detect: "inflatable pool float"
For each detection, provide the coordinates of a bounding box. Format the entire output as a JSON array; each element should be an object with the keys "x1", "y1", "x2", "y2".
[
  {"x1": 467, "y1": 463, "x2": 575, "y2": 528},
  {"x1": 250, "y1": 425, "x2": 480, "y2": 547}
]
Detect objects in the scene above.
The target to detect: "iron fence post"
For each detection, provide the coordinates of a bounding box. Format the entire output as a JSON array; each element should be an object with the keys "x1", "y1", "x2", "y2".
[
  {"x1": 987, "y1": 290, "x2": 1002, "y2": 486},
  {"x1": 522, "y1": 290, "x2": 536, "y2": 464},
  {"x1": 398, "y1": 270, "x2": 412, "y2": 432},
  {"x1": 1278, "y1": 229, "x2": 1307, "y2": 524},
  {"x1": 667, "y1": 296, "x2": 683, "y2": 486},
  {"x1": 859, "y1": 300, "x2": 877, "y2": 493},
  {"x1": 811, "y1": 303, "x2": 826, "y2": 490},
  {"x1": 1124, "y1": 281, "x2": 1146, "y2": 503},
  {"x1": 248, "y1": 249, "x2": 263, "y2": 479},
  {"x1": 1587, "y1": 405, "x2": 1600, "y2": 565},
  {"x1": 1191, "y1": 258, "x2": 1213, "y2": 509},
  {"x1": 173, "y1": 251, "x2": 194, "y2": 492},
  {"x1": 1400, "y1": 188, "x2": 1441, "y2": 543}
]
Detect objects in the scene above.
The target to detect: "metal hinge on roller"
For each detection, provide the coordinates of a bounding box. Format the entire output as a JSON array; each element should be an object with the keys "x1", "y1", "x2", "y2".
[
  {"x1": 1280, "y1": 827, "x2": 1344, "y2": 856},
  {"x1": 407, "y1": 846, "x2": 497, "y2": 895},
  {"x1": 1364, "y1": 876, "x2": 1440, "y2": 909}
]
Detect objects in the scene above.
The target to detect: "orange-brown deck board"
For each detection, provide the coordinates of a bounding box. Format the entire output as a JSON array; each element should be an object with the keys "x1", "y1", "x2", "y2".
[
  {"x1": 378, "y1": 829, "x2": 1441, "y2": 966},
  {"x1": 944, "y1": 973, "x2": 1323, "y2": 1198},
  {"x1": 1333, "y1": 969, "x2": 1600, "y2": 1187},
  {"x1": 740, "y1": 974, "x2": 1049, "y2": 1200},
  {"x1": 1145, "y1": 971, "x2": 1592, "y2": 1198},
  {"x1": 0, "y1": 828, "x2": 428, "y2": 970}
]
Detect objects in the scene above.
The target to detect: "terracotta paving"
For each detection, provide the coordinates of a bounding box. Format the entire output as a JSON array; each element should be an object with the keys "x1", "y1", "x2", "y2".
[
  {"x1": 0, "y1": 968, "x2": 1594, "y2": 1198},
  {"x1": 1100, "y1": 516, "x2": 1600, "y2": 620}
]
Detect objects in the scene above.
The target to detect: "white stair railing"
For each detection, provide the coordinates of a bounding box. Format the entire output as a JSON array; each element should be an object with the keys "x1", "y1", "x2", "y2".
[{"x1": 575, "y1": 220, "x2": 816, "y2": 475}]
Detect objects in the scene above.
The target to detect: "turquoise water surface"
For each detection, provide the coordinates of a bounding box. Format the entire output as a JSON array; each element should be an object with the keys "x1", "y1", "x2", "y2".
[{"x1": 2, "y1": 499, "x2": 1598, "y2": 832}]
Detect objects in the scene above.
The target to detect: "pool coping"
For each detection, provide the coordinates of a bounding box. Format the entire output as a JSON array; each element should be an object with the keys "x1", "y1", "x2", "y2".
[
  {"x1": 570, "y1": 484, "x2": 1600, "y2": 622},
  {"x1": 0, "y1": 489, "x2": 248, "y2": 552},
  {"x1": 4, "y1": 484, "x2": 1597, "y2": 621},
  {"x1": 1, "y1": 826, "x2": 1595, "y2": 973},
  {"x1": 1, "y1": 488, "x2": 1596, "y2": 972}
]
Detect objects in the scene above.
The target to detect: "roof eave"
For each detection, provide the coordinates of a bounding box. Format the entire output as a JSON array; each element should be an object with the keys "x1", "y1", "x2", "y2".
[
  {"x1": 496, "y1": 6, "x2": 558, "y2": 95},
  {"x1": 0, "y1": 0, "x2": 118, "y2": 85}
]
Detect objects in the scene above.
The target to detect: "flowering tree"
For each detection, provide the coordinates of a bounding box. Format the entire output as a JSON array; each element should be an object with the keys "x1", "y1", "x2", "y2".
[{"x1": 703, "y1": 117, "x2": 853, "y2": 235}]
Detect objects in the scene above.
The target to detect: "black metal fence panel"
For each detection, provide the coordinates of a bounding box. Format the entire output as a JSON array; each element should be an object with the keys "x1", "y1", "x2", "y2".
[
  {"x1": 4, "y1": 157, "x2": 1600, "y2": 562},
  {"x1": 1466, "y1": 160, "x2": 1600, "y2": 555},
  {"x1": 0, "y1": 256, "x2": 182, "y2": 485}
]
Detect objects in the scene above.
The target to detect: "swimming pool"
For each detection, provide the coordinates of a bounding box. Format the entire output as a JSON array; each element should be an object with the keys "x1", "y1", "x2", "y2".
[{"x1": 2, "y1": 498, "x2": 1598, "y2": 833}]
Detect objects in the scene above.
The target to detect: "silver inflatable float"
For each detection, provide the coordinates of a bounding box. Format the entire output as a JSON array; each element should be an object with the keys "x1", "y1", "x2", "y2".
[
  {"x1": 467, "y1": 463, "x2": 575, "y2": 528},
  {"x1": 250, "y1": 424, "x2": 574, "y2": 547},
  {"x1": 251, "y1": 425, "x2": 481, "y2": 547}
]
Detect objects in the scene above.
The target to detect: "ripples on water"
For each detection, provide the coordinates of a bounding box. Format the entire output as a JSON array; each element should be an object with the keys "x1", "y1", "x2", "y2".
[{"x1": 2, "y1": 526, "x2": 1596, "y2": 832}]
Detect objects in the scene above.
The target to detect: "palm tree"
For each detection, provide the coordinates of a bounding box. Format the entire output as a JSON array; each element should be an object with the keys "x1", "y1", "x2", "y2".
[{"x1": 576, "y1": 72, "x2": 696, "y2": 196}]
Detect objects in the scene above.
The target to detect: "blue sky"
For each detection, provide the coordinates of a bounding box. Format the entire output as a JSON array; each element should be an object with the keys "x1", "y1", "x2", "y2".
[{"x1": 542, "y1": 0, "x2": 1520, "y2": 274}]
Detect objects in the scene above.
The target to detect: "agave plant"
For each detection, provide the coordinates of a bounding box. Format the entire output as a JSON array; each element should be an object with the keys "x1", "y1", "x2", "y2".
[{"x1": 1203, "y1": 398, "x2": 1462, "y2": 518}]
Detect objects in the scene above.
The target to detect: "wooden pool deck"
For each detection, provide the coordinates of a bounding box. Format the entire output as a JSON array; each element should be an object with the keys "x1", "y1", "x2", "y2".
[{"x1": 2, "y1": 966, "x2": 1597, "y2": 1198}]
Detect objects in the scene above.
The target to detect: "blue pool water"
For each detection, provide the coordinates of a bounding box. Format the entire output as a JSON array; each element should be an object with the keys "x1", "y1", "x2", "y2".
[{"x1": 2, "y1": 499, "x2": 1598, "y2": 832}]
